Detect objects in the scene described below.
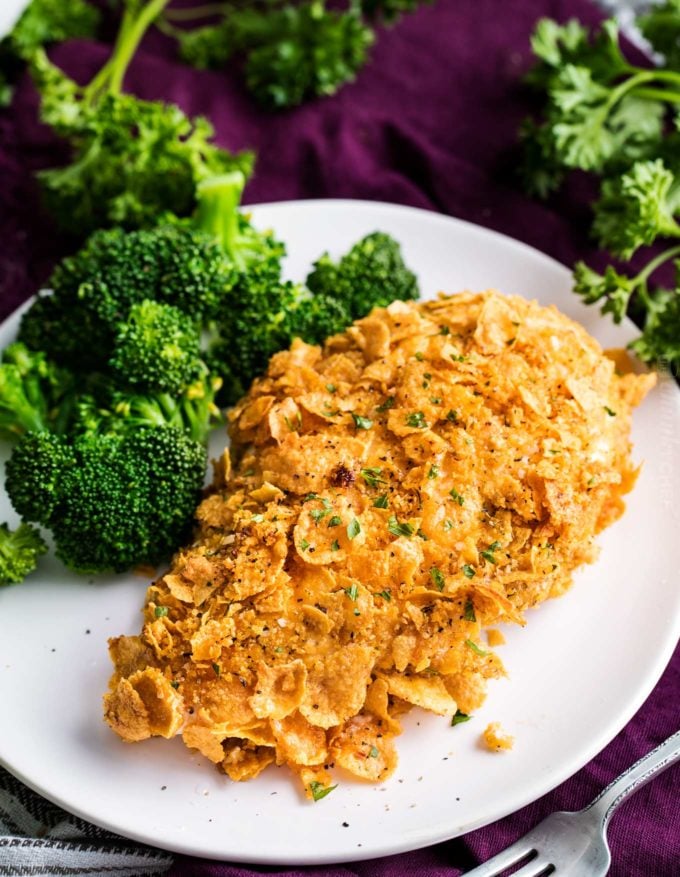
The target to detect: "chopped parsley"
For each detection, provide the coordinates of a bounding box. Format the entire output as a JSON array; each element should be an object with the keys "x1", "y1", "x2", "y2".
[
  {"x1": 451, "y1": 710, "x2": 472, "y2": 726},
  {"x1": 345, "y1": 583, "x2": 359, "y2": 601},
  {"x1": 309, "y1": 781, "x2": 337, "y2": 801},
  {"x1": 375, "y1": 589, "x2": 391, "y2": 601},
  {"x1": 154, "y1": 605, "x2": 169, "y2": 618},
  {"x1": 368, "y1": 746, "x2": 380, "y2": 758},
  {"x1": 373, "y1": 494, "x2": 389, "y2": 509},
  {"x1": 406, "y1": 411, "x2": 428, "y2": 429},
  {"x1": 360, "y1": 467, "x2": 386, "y2": 488},
  {"x1": 170, "y1": 680, "x2": 179, "y2": 689},
  {"x1": 430, "y1": 396, "x2": 442, "y2": 405},
  {"x1": 326, "y1": 383, "x2": 337, "y2": 393},
  {"x1": 464, "y1": 598, "x2": 476, "y2": 621},
  {"x1": 299, "y1": 539, "x2": 310, "y2": 551},
  {"x1": 212, "y1": 663, "x2": 221, "y2": 676},
  {"x1": 449, "y1": 487, "x2": 465, "y2": 506},
  {"x1": 443, "y1": 519, "x2": 454, "y2": 532},
  {"x1": 480, "y1": 541, "x2": 501, "y2": 564},
  {"x1": 462, "y1": 564, "x2": 476, "y2": 580},
  {"x1": 446, "y1": 409, "x2": 458, "y2": 423},
  {"x1": 310, "y1": 498, "x2": 333, "y2": 524},
  {"x1": 428, "y1": 464, "x2": 440, "y2": 480},
  {"x1": 430, "y1": 566, "x2": 445, "y2": 591},
  {"x1": 604, "y1": 406, "x2": 617, "y2": 417},
  {"x1": 352, "y1": 413, "x2": 373, "y2": 430},
  {"x1": 388, "y1": 515, "x2": 414, "y2": 538},
  {"x1": 331, "y1": 539, "x2": 340, "y2": 551},
  {"x1": 375, "y1": 395, "x2": 395, "y2": 412},
  {"x1": 327, "y1": 515, "x2": 342, "y2": 527},
  {"x1": 465, "y1": 639, "x2": 488, "y2": 657},
  {"x1": 414, "y1": 351, "x2": 425, "y2": 361},
  {"x1": 347, "y1": 518, "x2": 361, "y2": 540},
  {"x1": 439, "y1": 325, "x2": 450, "y2": 335}
]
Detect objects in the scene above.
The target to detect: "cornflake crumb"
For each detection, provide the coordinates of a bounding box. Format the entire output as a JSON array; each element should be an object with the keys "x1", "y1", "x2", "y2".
[
  {"x1": 482, "y1": 722, "x2": 514, "y2": 752},
  {"x1": 487, "y1": 629, "x2": 506, "y2": 647}
]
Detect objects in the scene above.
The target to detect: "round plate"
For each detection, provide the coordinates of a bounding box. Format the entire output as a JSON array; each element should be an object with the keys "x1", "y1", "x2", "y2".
[{"x1": 1, "y1": 200, "x2": 678, "y2": 865}]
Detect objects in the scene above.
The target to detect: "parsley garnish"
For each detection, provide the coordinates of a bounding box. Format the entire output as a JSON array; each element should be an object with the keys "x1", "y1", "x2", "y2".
[
  {"x1": 430, "y1": 566, "x2": 445, "y2": 591},
  {"x1": 439, "y1": 325, "x2": 450, "y2": 335},
  {"x1": 430, "y1": 396, "x2": 442, "y2": 405},
  {"x1": 326, "y1": 383, "x2": 337, "y2": 393},
  {"x1": 464, "y1": 599, "x2": 476, "y2": 621},
  {"x1": 428, "y1": 464, "x2": 439, "y2": 479},
  {"x1": 388, "y1": 515, "x2": 414, "y2": 538},
  {"x1": 331, "y1": 539, "x2": 340, "y2": 551},
  {"x1": 309, "y1": 781, "x2": 337, "y2": 801},
  {"x1": 375, "y1": 396, "x2": 395, "y2": 412},
  {"x1": 446, "y1": 409, "x2": 458, "y2": 423},
  {"x1": 604, "y1": 406, "x2": 617, "y2": 416},
  {"x1": 299, "y1": 538, "x2": 310, "y2": 551},
  {"x1": 449, "y1": 487, "x2": 465, "y2": 506},
  {"x1": 360, "y1": 467, "x2": 385, "y2": 488},
  {"x1": 462, "y1": 564, "x2": 476, "y2": 579},
  {"x1": 347, "y1": 518, "x2": 361, "y2": 540},
  {"x1": 443, "y1": 519, "x2": 454, "y2": 532},
  {"x1": 465, "y1": 639, "x2": 488, "y2": 656},
  {"x1": 352, "y1": 413, "x2": 373, "y2": 430},
  {"x1": 327, "y1": 515, "x2": 342, "y2": 527},
  {"x1": 368, "y1": 746, "x2": 380, "y2": 758},
  {"x1": 373, "y1": 494, "x2": 389, "y2": 509},
  {"x1": 375, "y1": 589, "x2": 391, "y2": 601},
  {"x1": 451, "y1": 710, "x2": 472, "y2": 726},
  {"x1": 212, "y1": 663, "x2": 221, "y2": 676},
  {"x1": 480, "y1": 541, "x2": 501, "y2": 564},
  {"x1": 406, "y1": 411, "x2": 428, "y2": 429},
  {"x1": 154, "y1": 605, "x2": 169, "y2": 618},
  {"x1": 345, "y1": 583, "x2": 359, "y2": 600}
]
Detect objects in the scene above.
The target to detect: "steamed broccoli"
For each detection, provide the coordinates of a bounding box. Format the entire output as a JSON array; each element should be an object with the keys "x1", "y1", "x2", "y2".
[
  {"x1": 109, "y1": 300, "x2": 202, "y2": 394},
  {"x1": 6, "y1": 427, "x2": 206, "y2": 573},
  {"x1": 306, "y1": 232, "x2": 419, "y2": 318},
  {"x1": 29, "y1": 0, "x2": 253, "y2": 235},
  {"x1": 0, "y1": 342, "x2": 75, "y2": 441},
  {"x1": 0, "y1": 522, "x2": 48, "y2": 586},
  {"x1": 19, "y1": 172, "x2": 282, "y2": 379}
]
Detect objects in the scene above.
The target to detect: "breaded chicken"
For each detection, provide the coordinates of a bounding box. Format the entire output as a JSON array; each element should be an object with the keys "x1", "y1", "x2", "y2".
[{"x1": 104, "y1": 291, "x2": 654, "y2": 797}]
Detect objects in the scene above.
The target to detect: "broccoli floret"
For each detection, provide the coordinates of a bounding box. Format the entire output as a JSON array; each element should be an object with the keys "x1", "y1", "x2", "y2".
[
  {"x1": 6, "y1": 427, "x2": 206, "y2": 573},
  {"x1": 0, "y1": 522, "x2": 48, "y2": 586},
  {"x1": 50, "y1": 224, "x2": 237, "y2": 327},
  {"x1": 0, "y1": 342, "x2": 75, "y2": 441},
  {"x1": 110, "y1": 370, "x2": 223, "y2": 444},
  {"x1": 109, "y1": 300, "x2": 203, "y2": 394},
  {"x1": 18, "y1": 293, "x2": 113, "y2": 372},
  {"x1": 306, "y1": 232, "x2": 419, "y2": 319}
]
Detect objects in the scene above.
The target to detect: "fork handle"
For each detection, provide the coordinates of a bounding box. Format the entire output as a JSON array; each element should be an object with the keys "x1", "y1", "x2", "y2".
[{"x1": 586, "y1": 728, "x2": 680, "y2": 827}]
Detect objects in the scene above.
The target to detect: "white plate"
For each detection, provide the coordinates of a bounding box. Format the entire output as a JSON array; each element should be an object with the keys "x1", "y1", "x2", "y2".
[{"x1": 0, "y1": 200, "x2": 678, "y2": 865}]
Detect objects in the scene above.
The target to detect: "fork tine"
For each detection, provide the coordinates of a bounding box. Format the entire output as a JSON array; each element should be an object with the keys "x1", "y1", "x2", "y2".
[{"x1": 461, "y1": 836, "x2": 538, "y2": 876}]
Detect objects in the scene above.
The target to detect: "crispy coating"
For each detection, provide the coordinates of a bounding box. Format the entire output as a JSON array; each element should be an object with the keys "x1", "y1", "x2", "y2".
[{"x1": 104, "y1": 291, "x2": 654, "y2": 797}]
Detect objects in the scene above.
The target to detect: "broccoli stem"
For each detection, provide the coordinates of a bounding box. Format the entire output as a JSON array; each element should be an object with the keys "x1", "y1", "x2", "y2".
[{"x1": 194, "y1": 172, "x2": 247, "y2": 264}]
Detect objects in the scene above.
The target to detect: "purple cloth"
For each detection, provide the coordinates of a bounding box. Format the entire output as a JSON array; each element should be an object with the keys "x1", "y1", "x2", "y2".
[{"x1": 0, "y1": 0, "x2": 678, "y2": 874}]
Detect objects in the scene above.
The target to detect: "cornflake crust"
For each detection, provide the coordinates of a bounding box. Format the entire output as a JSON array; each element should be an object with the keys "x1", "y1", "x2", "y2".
[{"x1": 104, "y1": 290, "x2": 654, "y2": 799}]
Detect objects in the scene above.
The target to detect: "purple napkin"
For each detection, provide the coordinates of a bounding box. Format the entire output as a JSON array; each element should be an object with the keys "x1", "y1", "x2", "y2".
[{"x1": 0, "y1": 1, "x2": 678, "y2": 875}]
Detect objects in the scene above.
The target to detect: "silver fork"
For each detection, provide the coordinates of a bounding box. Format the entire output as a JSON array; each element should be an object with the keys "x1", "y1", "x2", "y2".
[{"x1": 463, "y1": 729, "x2": 680, "y2": 876}]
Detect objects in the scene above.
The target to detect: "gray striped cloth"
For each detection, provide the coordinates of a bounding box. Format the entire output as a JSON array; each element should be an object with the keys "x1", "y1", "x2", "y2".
[{"x1": 0, "y1": 766, "x2": 173, "y2": 876}]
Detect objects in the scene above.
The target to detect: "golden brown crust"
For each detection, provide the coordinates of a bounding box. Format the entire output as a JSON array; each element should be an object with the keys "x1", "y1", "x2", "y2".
[{"x1": 104, "y1": 291, "x2": 653, "y2": 796}]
